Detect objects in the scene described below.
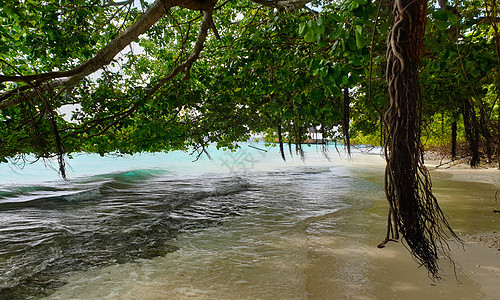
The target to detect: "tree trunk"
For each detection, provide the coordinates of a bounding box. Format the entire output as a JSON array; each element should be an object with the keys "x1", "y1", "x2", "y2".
[
  {"x1": 382, "y1": 0, "x2": 457, "y2": 278},
  {"x1": 479, "y1": 107, "x2": 493, "y2": 163},
  {"x1": 462, "y1": 98, "x2": 480, "y2": 167},
  {"x1": 451, "y1": 120, "x2": 457, "y2": 160}
]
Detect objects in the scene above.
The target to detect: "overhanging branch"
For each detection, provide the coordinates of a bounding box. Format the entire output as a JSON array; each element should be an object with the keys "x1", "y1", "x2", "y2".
[
  {"x1": 0, "y1": 0, "x2": 176, "y2": 110},
  {"x1": 1, "y1": 0, "x2": 170, "y2": 86},
  {"x1": 103, "y1": 0, "x2": 135, "y2": 7},
  {"x1": 0, "y1": 0, "x2": 308, "y2": 112}
]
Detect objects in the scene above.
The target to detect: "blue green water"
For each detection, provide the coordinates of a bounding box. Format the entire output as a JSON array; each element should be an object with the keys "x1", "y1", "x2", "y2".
[
  {"x1": 0, "y1": 143, "x2": 385, "y2": 299},
  {"x1": 2, "y1": 143, "x2": 497, "y2": 299}
]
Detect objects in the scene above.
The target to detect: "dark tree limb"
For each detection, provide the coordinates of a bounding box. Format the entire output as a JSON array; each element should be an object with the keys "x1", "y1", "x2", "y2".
[
  {"x1": 462, "y1": 98, "x2": 481, "y2": 167},
  {"x1": 103, "y1": 0, "x2": 135, "y2": 7},
  {"x1": 0, "y1": 0, "x2": 175, "y2": 109},
  {"x1": 451, "y1": 120, "x2": 457, "y2": 160}
]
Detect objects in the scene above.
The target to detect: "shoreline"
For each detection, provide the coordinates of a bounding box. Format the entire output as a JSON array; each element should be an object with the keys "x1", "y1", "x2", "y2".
[
  {"x1": 425, "y1": 158, "x2": 500, "y2": 186},
  {"x1": 40, "y1": 151, "x2": 500, "y2": 299}
]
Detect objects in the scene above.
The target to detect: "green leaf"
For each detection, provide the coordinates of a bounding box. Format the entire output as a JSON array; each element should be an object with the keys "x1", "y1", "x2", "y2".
[
  {"x1": 342, "y1": 75, "x2": 349, "y2": 85},
  {"x1": 355, "y1": 31, "x2": 364, "y2": 49},
  {"x1": 327, "y1": 85, "x2": 342, "y2": 97},
  {"x1": 317, "y1": 16, "x2": 324, "y2": 27},
  {"x1": 347, "y1": 36, "x2": 357, "y2": 51},
  {"x1": 438, "y1": 49, "x2": 448, "y2": 59},
  {"x1": 298, "y1": 23, "x2": 307, "y2": 36},
  {"x1": 330, "y1": 27, "x2": 344, "y2": 40},
  {"x1": 311, "y1": 21, "x2": 324, "y2": 35},
  {"x1": 435, "y1": 20, "x2": 448, "y2": 31},
  {"x1": 331, "y1": 64, "x2": 341, "y2": 77},
  {"x1": 349, "y1": 71, "x2": 362, "y2": 84},
  {"x1": 432, "y1": 10, "x2": 449, "y2": 21},
  {"x1": 356, "y1": 25, "x2": 363, "y2": 35},
  {"x1": 351, "y1": 55, "x2": 361, "y2": 66},
  {"x1": 379, "y1": 22, "x2": 390, "y2": 34},
  {"x1": 316, "y1": 33, "x2": 322, "y2": 43},
  {"x1": 331, "y1": 13, "x2": 344, "y2": 23},
  {"x1": 331, "y1": 41, "x2": 340, "y2": 53},
  {"x1": 304, "y1": 30, "x2": 315, "y2": 43},
  {"x1": 448, "y1": 14, "x2": 458, "y2": 25}
]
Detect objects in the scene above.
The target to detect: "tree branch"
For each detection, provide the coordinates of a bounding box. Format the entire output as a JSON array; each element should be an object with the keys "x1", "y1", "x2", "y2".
[
  {"x1": 0, "y1": 0, "x2": 307, "y2": 111},
  {"x1": 148, "y1": 8, "x2": 215, "y2": 95},
  {"x1": 1, "y1": 0, "x2": 170, "y2": 85},
  {"x1": 0, "y1": 0, "x2": 226, "y2": 112},
  {"x1": 0, "y1": 0, "x2": 178, "y2": 111},
  {"x1": 69, "y1": 102, "x2": 139, "y2": 151}
]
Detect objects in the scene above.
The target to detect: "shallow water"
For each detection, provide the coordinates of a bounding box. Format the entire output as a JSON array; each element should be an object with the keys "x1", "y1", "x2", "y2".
[{"x1": 0, "y1": 145, "x2": 497, "y2": 299}]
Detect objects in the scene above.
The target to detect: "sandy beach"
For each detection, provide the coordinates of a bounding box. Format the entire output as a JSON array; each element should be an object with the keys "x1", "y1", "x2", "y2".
[
  {"x1": 329, "y1": 153, "x2": 500, "y2": 300},
  {"x1": 427, "y1": 158, "x2": 500, "y2": 300}
]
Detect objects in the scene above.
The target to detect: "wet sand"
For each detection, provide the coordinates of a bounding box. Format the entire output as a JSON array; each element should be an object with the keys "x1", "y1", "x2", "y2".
[
  {"x1": 428, "y1": 158, "x2": 499, "y2": 300},
  {"x1": 305, "y1": 197, "x2": 499, "y2": 300},
  {"x1": 322, "y1": 153, "x2": 500, "y2": 300}
]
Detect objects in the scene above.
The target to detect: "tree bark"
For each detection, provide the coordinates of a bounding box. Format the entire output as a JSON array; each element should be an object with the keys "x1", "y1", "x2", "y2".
[
  {"x1": 451, "y1": 120, "x2": 457, "y2": 160},
  {"x1": 462, "y1": 98, "x2": 480, "y2": 167},
  {"x1": 278, "y1": 124, "x2": 286, "y2": 161}
]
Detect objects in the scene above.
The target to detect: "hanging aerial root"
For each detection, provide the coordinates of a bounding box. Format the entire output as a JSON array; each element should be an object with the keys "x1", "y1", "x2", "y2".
[
  {"x1": 342, "y1": 88, "x2": 351, "y2": 156},
  {"x1": 383, "y1": 0, "x2": 460, "y2": 279},
  {"x1": 278, "y1": 124, "x2": 286, "y2": 161},
  {"x1": 377, "y1": 208, "x2": 399, "y2": 248},
  {"x1": 320, "y1": 124, "x2": 330, "y2": 160}
]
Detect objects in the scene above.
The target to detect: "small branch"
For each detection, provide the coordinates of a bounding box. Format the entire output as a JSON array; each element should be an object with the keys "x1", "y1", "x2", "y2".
[
  {"x1": 103, "y1": 0, "x2": 135, "y2": 7},
  {"x1": 208, "y1": 13, "x2": 221, "y2": 40},
  {"x1": 69, "y1": 103, "x2": 139, "y2": 151},
  {"x1": 228, "y1": 6, "x2": 263, "y2": 49},
  {"x1": 149, "y1": 8, "x2": 214, "y2": 95},
  {"x1": 190, "y1": 139, "x2": 211, "y2": 162},
  {"x1": 168, "y1": 10, "x2": 189, "y2": 62}
]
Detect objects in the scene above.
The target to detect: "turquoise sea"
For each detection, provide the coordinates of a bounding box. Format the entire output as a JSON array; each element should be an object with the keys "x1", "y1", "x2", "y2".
[{"x1": 0, "y1": 143, "x2": 496, "y2": 299}]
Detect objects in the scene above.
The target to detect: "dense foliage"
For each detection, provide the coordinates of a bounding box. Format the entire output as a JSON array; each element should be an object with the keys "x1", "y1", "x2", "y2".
[{"x1": 0, "y1": 0, "x2": 498, "y2": 165}]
